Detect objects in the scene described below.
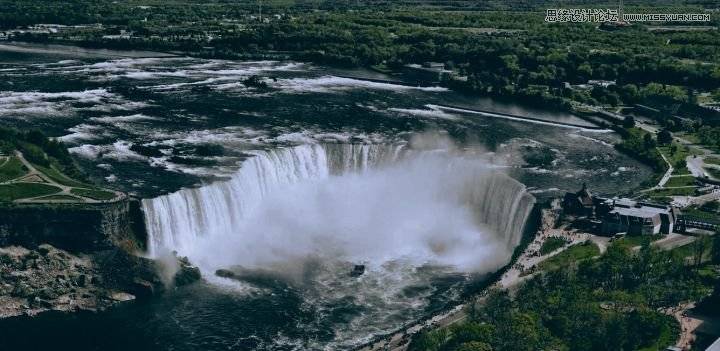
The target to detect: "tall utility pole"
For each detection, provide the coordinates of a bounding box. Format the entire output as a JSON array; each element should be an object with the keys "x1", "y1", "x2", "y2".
[{"x1": 258, "y1": 0, "x2": 263, "y2": 22}]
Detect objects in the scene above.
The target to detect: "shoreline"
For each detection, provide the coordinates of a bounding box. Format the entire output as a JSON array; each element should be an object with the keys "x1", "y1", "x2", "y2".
[
  {"x1": 2, "y1": 40, "x2": 607, "y2": 132},
  {"x1": 0, "y1": 41, "x2": 178, "y2": 59},
  {"x1": 355, "y1": 200, "x2": 551, "y2": 351}
]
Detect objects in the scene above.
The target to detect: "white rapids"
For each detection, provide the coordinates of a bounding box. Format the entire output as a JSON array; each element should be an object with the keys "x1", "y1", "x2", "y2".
[{"x1": 142, "y1": 143, "x2": 535, "y2": 275}]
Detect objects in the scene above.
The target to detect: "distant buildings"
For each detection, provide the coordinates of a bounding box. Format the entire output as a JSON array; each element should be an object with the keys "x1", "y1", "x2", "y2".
[
  {"x1": 102, "y1": 29, "x2": 134, "y2": 40},
  {"x1": 588, "y1": 79, "x2": 616, "y2": 88},
  {"x1": 563, "y1": 183, "x2": 595, "y2": 217},
  {"x1": 598, "y1": 198, "x2": 679, "y2": 235},
  {"x1": 563, "y1": 185, "x2": 680, "y2": 236},
  {"x1": 0, "y1": 23, "x2": 103, "y2": 41},
  {"x1": 402, "y1": 62, "x2": 453, "y2": 84},
  {"x1": 564, "y1": 79, "x2": 616, "y2": 91}
]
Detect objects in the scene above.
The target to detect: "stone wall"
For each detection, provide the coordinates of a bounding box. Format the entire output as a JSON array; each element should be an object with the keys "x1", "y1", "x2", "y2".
[{"x1": 0, "y1": 198, "x2": 146, "y2": 253}]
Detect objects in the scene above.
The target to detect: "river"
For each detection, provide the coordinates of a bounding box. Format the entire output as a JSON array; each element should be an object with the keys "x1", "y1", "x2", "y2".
[{"x1": 0, "y1": 43, "x2": 652, "y2": 351}]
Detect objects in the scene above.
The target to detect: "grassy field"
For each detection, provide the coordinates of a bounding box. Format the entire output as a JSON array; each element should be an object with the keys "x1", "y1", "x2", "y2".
[
  {"x1": 0, "y1": 183, "x2": 61, "y2": 201},
  {"x1": 705, "y1": 156, "x2": 720, "y2": 166},
  {"x1": 540, "y1": 236, "x2": 568, "y2": 255},
  {"x1": 648, "y1": 187, "x2": 698, "y2": 198},
  {"x1": 0, "y1": 156, "x2": 27, "y2": 182},
  {"x1": 34, "y1": 194, "x2": 85, "y2": 201},
  {"x1": 0, "y1": 156, "x2": 119, "y2": 203},
  {"x1": 663, "y1": 175, "x2": 696, "y2": 188},
  {"x1": 657, "y1": 142, "x2": 700, "y2": 176},
  {"x1": 675, "y1": 132, "x2": 702, "y2": 144},
  {"x1": 70, "y1": 188, "x2": 117, "y2": 201},
  {"x1": 670, "y1": 242, "x2": 696, "y2": 261},
  {"x1": 538, "y1": 241, "x2": 599, "y2": 271},
  {"x1": 613, "y1": 235, "x2": 663, "y2": 249},
  {"x1": 34, "y1": 163, "x2": 91, "y2": 188},
  {"x1": 706, "y1": 167, "x2": 720, "y2": 179},
  {"x1": 682, "y1": 206, "x2": 720, "y2": 222}
]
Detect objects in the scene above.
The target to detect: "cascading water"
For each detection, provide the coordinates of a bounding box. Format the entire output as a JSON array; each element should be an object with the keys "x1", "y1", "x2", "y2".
[
  {"x1": 142, "y1": 143, "x2": 406, "y2": 258},
  {"x1": 142, "y1": 142, "x2": 534, "y2": 273}
]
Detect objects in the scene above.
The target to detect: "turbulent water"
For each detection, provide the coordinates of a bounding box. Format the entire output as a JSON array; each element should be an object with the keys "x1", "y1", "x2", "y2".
[
  {"x1": 143, "y1": 143, "x2": 533, "y2": 268},
  {"x1": 140, "y1": 142, "x2": 534, "y2": 348},
  {"x1": 0, "y1": 43, "x2": 653, "y2": 351}
]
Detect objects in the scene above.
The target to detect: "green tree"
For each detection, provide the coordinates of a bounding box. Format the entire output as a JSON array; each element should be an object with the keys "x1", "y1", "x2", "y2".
[
  {"x1": 693, "y1": 235, "x2": 713, "y2": 268},
  {"x1": 622, "y1": 116, "x2": 636, "y2": 128},
  {"x1": 499, "y1": 312, "x2": 543, "y2": 351},
  {"x1": 657, "y1": 129, "x2": 673, "y2": 145},
  {"x1": 643, "y1": 133, "x2": 656, "y2": 149},
  {"x1": 456, "y1": 341, "x2": 493, "y2": 351}
]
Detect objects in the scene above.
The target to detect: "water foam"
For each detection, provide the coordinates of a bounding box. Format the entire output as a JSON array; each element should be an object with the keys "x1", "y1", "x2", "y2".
[{"x1": 142, "y1": 143, "x2": 534, "y2": 273}]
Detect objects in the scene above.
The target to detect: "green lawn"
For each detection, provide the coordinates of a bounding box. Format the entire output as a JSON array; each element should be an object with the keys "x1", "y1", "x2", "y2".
[
  {"x1": 70, "y1": 188, "x2": 117, "y2": 201},
  {"x1": 540, "y1": 236, "x2": 568, "y2": 255},
  {"x1": 682, "y1": 207, "x2": 720, "y2": 222},
  {"x1": 538, "y1": 241, "x2": 600, "y2": 271},
  {"x1": 0, "y1": 157, "x2": 28, "y2": 182},
  {"x1": 657, "y1": 142, "x2": 699, "y2": 175},
  {"x1": 34, "y1": 163, "x2": 91, "y2": 188},
  {"x1": 705, "y1": 156, "x2": 720, "y2": 166},
  {"x1": 675, "y1": 132, "x2": 701, "y2": 144},
  {"x1": 670, "y1": 242, "x2": 696, "y2": 260},
  {"x1": 613, "y1": 235, "x2": 663, "y2": 249},
  {"x1": 648, "y1": 187, "x2": 698, "y2": 197},
  {"x1": 706, "y1": 167, "x2": 720, "y2": 179},
  {"x1": 34, "y1": 194, "x2": 83, "y2": 201},
  {"x1": 0, "y1": 183, "x2": 61, "y2": 201},
  {"x1": 663, "y1": 176, "x2": 696, "y2": 188}
]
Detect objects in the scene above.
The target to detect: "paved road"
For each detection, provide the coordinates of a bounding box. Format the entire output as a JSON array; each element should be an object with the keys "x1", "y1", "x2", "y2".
[
  {"x1": 687, "y1": 155, "x2": 720, "y2": 182},
  {"x1": 656, "y1": 151, "x2": 675, "y2": 189}
]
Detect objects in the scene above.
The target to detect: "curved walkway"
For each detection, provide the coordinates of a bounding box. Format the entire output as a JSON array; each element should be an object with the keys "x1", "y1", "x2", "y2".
[{"x1": 2, "y1": 151, "x2": 124, "y2": 204}]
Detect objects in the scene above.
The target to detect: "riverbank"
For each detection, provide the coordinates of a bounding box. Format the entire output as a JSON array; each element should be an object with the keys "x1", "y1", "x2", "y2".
[
  {"x1": 0, "y1": 41, "x2": 177, "y2": 59},
  {"x1": 0, "y1": 242, "x2": 202, "y2": 320},
  {"x1": 0, "y1": 245, "x2": 148, "y2": 318},
  {"x1": 356, "y1": 201, "x2": 551, "y2": 351}
]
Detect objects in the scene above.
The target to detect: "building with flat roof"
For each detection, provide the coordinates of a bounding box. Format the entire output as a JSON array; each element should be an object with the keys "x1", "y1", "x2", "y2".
[
  {"x1": 600, "y1": 198, "x2": 679, "y2": 236},
  {"x1": 603, "y1": 206, "x2": 662, "y2": 235},
  {"x1": 560, "y1": 184, "x2": 679, "y2": 236}
]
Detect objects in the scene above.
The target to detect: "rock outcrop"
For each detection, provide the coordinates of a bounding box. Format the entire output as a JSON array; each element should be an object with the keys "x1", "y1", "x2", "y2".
[
  {"x1": 0, "y1": 244, "x2": 200, "y2": 319},
  {"x1": 0, "y1": 198, "x2": 147, "y2": 253},
  {"x1": 1, "y1": 244, "x2": 112, "y2": 318}
]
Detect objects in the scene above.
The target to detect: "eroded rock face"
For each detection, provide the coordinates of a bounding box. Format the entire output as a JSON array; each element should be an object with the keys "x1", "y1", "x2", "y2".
[
  {"x1": 0, "y1": 244, "x2": 200, "y2": 318},
  {"x1": 0, "y1": 199, "x2": 147, "y2": 253},
  {"x1": 0, "y1": 244, "x2": 202, "y2": 319},
  {"x1": 0, "y1": 244, "x2": 113, "y2": 318}
]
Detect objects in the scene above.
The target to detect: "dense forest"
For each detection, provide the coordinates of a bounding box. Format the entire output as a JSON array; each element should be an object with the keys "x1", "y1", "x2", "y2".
[
  {"x1": 1, "y1": 1, "x2": 720, "y2": 349},
  {"x1": 2, "y1": 0, "x2": 720, "y2": 118},
  {"x1": 409, "y1": 239, "x2": 720, "y2": 351}
]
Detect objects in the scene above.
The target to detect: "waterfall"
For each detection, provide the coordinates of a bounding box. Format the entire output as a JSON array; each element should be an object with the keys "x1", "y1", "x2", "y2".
[
  {"x1": 142, "y1": 143, "x2": 405, "y2": 257},
  {"x1": 142, "y1": 143, "x2": 535, "y2": 272},
  {"x1": 462, "y1": 173, "x2": 536, "y2": 250}
]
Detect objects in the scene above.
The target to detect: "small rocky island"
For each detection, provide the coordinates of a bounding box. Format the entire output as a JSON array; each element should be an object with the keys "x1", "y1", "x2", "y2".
[{"x1": 0, "y1": 128, "x2": 200, "y2": 319}]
